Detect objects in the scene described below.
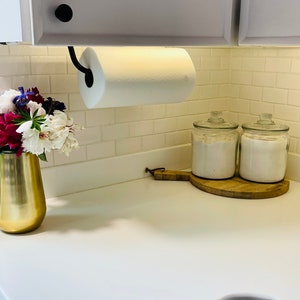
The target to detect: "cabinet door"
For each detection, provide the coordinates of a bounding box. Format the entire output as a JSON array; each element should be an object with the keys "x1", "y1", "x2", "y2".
[
  {"x1": 30, "y1": 0, "x2": 238, "y2": 46},
  {"x1": 239, "y1": 0, "x2": 300, "y2": 45},
  {"x1": 0, "y1": 0, "x2": 23, "y2": 42},
  {"x1": 0, "y1": 0, "x2": 31, "y2": 43}
]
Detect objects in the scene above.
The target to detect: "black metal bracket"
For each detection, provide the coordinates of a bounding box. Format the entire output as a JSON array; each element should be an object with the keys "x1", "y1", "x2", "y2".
[{"x1": 68, "y1": 46, "x2": 94, "y2": 88}]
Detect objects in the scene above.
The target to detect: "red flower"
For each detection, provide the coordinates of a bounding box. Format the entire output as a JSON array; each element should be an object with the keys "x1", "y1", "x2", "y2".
[
  {"x1": 0, "y1": 113, "x2": 23, "y2": 155},
  {"x1": 26, "y1": 87, "x2": 44, "y2": 104}
]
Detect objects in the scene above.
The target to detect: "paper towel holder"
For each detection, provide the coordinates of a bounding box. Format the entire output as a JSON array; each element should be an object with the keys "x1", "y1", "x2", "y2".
[{"x1": 68, "y1": 46, "x2": 94, "y2": 88}]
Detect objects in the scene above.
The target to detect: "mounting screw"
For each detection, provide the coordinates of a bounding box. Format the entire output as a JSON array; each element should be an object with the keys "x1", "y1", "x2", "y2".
[{"x1": 55, "y1": 4, "x2": 73, "y2": 23}]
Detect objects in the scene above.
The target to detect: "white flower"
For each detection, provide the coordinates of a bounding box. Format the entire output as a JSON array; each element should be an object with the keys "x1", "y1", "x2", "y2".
[
  {"x1": 26, "y1": 100, "x2": 46, "y2": 116},
  {"x1": 46, "y1": 110, "x2": 80, "y2": 155},
  {"x1": 0, "y1": 89, "x2": 20, "y2": 113},
  {"x1": 21, "y1": 126, "x2": 52, "y2": 155}
]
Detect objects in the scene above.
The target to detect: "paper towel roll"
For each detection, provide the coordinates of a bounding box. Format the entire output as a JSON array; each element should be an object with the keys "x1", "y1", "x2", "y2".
[{"x1": 78, "y1": 47, "x2": 196, "y2": 108}]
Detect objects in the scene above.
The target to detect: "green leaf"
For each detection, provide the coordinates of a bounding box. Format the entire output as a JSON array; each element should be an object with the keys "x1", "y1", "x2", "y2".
[{"x1": 38, "y1": 152, "x2": 47, "y2": 162}]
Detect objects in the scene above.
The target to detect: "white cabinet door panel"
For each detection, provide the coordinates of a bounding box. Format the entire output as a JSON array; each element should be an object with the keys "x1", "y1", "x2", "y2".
[
  {"x1": 30, "y1": 0, "x2": 238, "y2": 46},
  {"x1": 239, "y1": 0, "x2": 300, "y2": 45}
]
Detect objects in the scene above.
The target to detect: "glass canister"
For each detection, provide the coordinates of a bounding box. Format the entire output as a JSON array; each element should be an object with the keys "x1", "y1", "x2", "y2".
[
  {"x1": 192, "y1": 111, "x2": 239, "y2": 179},
  {"x1": 239, "y1": 113, "x2": 289, "y2": 183}
]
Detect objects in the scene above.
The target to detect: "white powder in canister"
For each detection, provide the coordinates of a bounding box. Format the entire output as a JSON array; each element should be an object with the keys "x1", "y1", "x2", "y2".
[
  {"x1": 239, "y1": 133, "x2": 288, "y2": 183},
  {"x1": 192, "y1": 134, "x2": 238, "y2": 179}
]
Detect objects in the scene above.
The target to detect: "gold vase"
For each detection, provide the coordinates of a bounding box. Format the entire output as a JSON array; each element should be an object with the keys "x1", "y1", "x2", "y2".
[{"x1": 0, "y1": 152, "x2": 46, "y2": 234}]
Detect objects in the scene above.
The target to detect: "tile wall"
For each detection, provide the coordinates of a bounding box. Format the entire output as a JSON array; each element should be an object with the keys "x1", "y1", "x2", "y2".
[{"x1": 1, "y1": 44, "x2": 300, "y2": 172}]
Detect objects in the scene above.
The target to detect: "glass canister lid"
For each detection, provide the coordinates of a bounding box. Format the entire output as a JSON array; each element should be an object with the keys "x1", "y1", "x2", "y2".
[
  {"x1": 242, "y1": 113, "x2": 289, "y2": 132},
  {"x1": 193, "y1": 111, "x2": 238, "y2": 129}
]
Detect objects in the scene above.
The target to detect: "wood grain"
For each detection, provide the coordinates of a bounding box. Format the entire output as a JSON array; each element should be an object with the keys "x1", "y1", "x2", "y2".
[{"x1": 152, "y1": 169, "x2": 289, "y2": 199}]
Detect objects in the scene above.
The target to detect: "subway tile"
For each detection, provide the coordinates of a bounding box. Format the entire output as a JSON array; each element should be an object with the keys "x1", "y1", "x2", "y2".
[
  {"x1": 252, "y1": 72, "x2": 276, "y2": 87},
  {"x1": 85, "y1": 109, "x2": 114, "y2": 127},
  {"x1": 50, "y1": 74, "x2": 79, "y2": 93},
  {"x1": 69, "y1": 93, "x2": 87, "y2": 111},
  {"x1": 9, "y1": 44, "x2": 47, "y2": 56},
  {"x1": 277, "y1": 48, "x2": 300, "y2": 57},
  {"x1": 165, "y1": 102, "x2": 189, "y2": 117},
  {"x1": 277, "y1": 73, "x2": 300, "y2": 90},
  {"x1": 0, "y1": 45, "x2": 9, "y2": 55},
  {"x1": 177, "y1": 115, "x2": 196, "y2": 130},
  {"x1": 76, "y1": 126, "x2": 101, "y2": 145},
  {"x1": 0, "y1": 77, "x2": 12, "y2": 92},
  {"x1": 102, "y1": 123, "x2": 130, "y2": 141},
  {"x1": 116, "y1": 137, "x2": 142, "y2": 155},
  {"x1": 142, "y1": 134, "x2": 165, "y2": 151},
  {"x1": 198, "y1": 85, "x2": 220, "y2": 99},
  {"x1": 87, "y1": 141, "x2": 115, "y2": 160},
  {"x1": 47, "y1": 46, "x2": 69, "y2": 56},
  {"x1": 12, "y1": 75, "x2": 50, "y2": 93},
  {"x1": 242, "y1": 57, "x2": 265, "y2": 72},
  {"x1": 262, "y1": 87, "x2": 288, "y2": 104},
  {"x1": 250, "y1": 101, "x2": 274, "y2": 116},
  {"x1": 288, "y1": 90, "x2": 300, "y2": 106},
  {"x1": 0, "y1": 56, "x2": 30, "y2": 75},
  {"x1": 154, "y1": 118, "x2": 177, "y2": 133},
  {"x1": 211, "y1": 70, "x2": 230, "y2": 84},
  {"x1": 231, "y1": 71, "x2": 252, "y2": 85},
  {"x1": 239, "y1": 85, "x2": 263, "y2": 101},
  {"x1": 200, "y1": 56, "x2": 221, "y2": 70},
  {"x1": 53, "y1": 147, "x2": 87, "y2": 165},
  {"x1": 129, "y1": 120, "x2": 154, "y2": 136},
  {"x1": 115, "y1": 106, "x2": 143, "y2": 123},
  {"x1": 196, "y1": 70, "x2": 211, "y2": 85},
  {"x1": 273, "y1": 104, "x2": 300, "y2": 122},
  {"x1": 141, "y1": 104, "x2": 166, "y2": 119},
  {"x1": 31, "y1": 56, "x2": 67, "y2": 74},
  {"x1": 266, "y1": 58, "x2": 291, "y2": 73},
  {"x1": 229, "y1": 98, "x2": 250, "y2": 114},
  {"x1": 165, "y1": 130, "x2": 191, "y2": 147},
  {"x1": 291, "y1": 59, "x2": 300, "y2": 73}
]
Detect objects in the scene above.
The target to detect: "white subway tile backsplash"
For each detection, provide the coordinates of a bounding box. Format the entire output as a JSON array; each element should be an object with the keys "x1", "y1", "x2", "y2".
[
  {"x1": 142, "y1": 134, "x2": 165, "y2": 151},
  {"x1": 262, "y1": 87, "x2": 288, "y2": 104},
  {"x1": 0, "y1": 45, "x2": 9, "y2": 55},
  {"x1": 240, "y1": 85, "x2": 263, "y2": 101},
  {"x1": 231, "y1": 70, "x2": 252, "y2": 85},
  {"x1": 277, "y1": 73, "x2": 300, "y2": 90},
  {"x1": 129, "y1": 120, "x2": 154, "y2": 136},
  {"x1": 116, "y1": 137, "x2": 142, "y2": 155},
  {"x1": 50, "y1": 74, "x2": 79, "y2": 93},
  {"x1": 87, "y1": 141, "x2": 115, "y2": 160},
  {"x1": 288, "y1": 90, "x2": 300, "y2": 107},
  {"x1": 0, "y1": 56, "x2": 30, "y2": 75},
  {"x1": 242, "y1": 57, "x2": 265, "y2": 72},
  {"x1": 102, "y1": 123, "x2": 130, "y2": 141},
  {"x1": 154, "y1": 118, "x2": 177, "y2": 133},
  {"x1": 252, "y1": 72, "x2": 276, "y2": 87},
  {"x1": 3, "y1": 44, "x2": 300, "y2": 177},
  {"x1": 85, "y1": 109, "x2": 114, "y2": 127},
  {"x1": 9, "y1": 45, "x2": 47, "y2": 56},
  {"x1": 31, "y1": 56, "x2": 67, "y2": 74},
  {"x1": 273, "y1": 104, "x2": 300, "y2": 122},
  {"x1": 266, "y1": 58, "x2": 291, "y2": 73},
  {"x1": 249, "y1": 101, "x2": 274, "y2": 116},
  {"x1": 12, "y1": 75, "x2": 50, "y2": 93},
  {"x1": 165, "y1": 130, "x2": 191, "y2": 147}
]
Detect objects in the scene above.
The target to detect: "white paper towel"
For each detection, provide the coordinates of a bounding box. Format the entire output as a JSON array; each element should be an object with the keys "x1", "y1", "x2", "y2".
[{"x1": 78, "y1": 47, "x2": 196, "y2": 108}]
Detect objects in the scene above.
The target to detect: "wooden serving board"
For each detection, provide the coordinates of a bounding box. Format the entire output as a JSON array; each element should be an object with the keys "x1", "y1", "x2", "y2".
[{"x1": 146, "y1": 168, "x2": 289, "y2": 199}]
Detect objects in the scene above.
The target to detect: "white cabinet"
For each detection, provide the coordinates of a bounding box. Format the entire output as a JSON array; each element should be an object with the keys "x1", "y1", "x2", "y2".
[
  {"x1": 0, "y1": 0, "x2": 31, "y2": 43},
  {"x1": 29, "y1": 0, "x2": 238, "y2": 46},
  {"x1": 239, "y1": 0, "x2": 300, "y2": 46}
]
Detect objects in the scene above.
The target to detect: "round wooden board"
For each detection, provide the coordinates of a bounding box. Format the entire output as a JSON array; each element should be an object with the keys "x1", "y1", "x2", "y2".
[{"x1": 189, "y1": 174, "x2": 290, "y2": 199}]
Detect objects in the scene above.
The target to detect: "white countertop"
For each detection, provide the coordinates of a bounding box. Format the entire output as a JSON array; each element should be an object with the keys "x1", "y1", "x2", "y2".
[{"x1": 1, "y1": 176, "x2": 300, "y2": 300}]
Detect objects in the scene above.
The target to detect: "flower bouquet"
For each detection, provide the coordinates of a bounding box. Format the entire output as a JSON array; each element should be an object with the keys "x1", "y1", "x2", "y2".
[{"x1": 0, "y1": 87, "x2": 81, "y2": 161}]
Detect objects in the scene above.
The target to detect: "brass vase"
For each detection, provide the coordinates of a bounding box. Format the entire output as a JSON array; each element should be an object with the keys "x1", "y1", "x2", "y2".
[{"x1": 0, "y1": 152, "x2": 46, "y2": 234}]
